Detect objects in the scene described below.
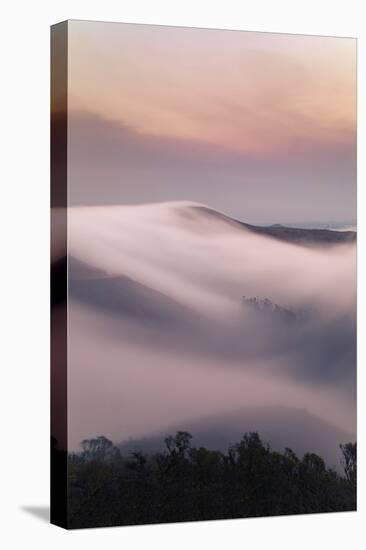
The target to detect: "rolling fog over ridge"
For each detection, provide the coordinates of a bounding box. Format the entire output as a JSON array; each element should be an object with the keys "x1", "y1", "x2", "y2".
[
  {"x1": 58, "y1": 25, "x2": 357, "y2": 526},
  {"x1": 60, "y1": 201, "x2": 356, "y2": 464}
]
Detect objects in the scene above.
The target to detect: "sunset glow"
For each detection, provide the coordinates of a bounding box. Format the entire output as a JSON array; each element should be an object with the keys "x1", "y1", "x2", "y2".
[{"x1": 68, "y1": 22, "x2": 356, "y2": 156}]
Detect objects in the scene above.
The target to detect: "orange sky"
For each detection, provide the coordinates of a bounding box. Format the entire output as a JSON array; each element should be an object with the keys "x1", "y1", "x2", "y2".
[{"x1": 68, "y1": 21, "x2": 356, "y2": 157}]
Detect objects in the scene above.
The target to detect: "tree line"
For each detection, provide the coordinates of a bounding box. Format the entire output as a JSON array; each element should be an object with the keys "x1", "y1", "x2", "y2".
[{"x1": 65, "y1": 431, "x2": 356, "y2": 529}]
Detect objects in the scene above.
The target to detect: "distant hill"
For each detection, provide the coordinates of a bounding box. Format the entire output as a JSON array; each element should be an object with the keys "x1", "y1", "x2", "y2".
[
  {"x1": 68, "y1": 256, "x2": 194, "y2": 325},
  {"x1": 184, "y1": 204, "x2": 356, "y2": 245},
  {"x1": 240, "y1": 221, "x2": 356, "y2": 245},
  {"x1": 118, "y1": 406, "x2": 354, "y2": 470}
]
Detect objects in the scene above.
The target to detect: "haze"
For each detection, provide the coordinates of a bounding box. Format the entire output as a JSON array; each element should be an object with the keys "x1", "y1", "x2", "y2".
[
  {"x1": 66, "y1": 22, "x2": 356, "y2": 224},
  {"x1": 67, "y1": 202, "x2": 356, "y2": 456},
  {"x1": 60, "y1": 22, "x2": 357, "y2": 463}
]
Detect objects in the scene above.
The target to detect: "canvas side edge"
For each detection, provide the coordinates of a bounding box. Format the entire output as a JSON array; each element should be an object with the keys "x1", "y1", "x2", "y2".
[{"x1": 50, "y1": 20, "x2": 69, "y2": 530}]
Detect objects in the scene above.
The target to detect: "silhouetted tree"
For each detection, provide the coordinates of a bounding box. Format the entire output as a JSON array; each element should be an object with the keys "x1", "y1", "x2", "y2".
[
  {"x1": 340, "y1": 442, "x2": 356, "y2": 485},
  {"x1": 165, "y1": 431, "x2": 192, "y2": 457},
  {"x1": 66, "y1": 431, "x2": 357, "y2": 529}
]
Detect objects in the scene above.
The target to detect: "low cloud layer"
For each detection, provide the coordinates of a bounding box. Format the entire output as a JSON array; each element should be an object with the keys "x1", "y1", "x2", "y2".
[{"x1": 65, "y1": 202, "x2": 356, "y2": 451}]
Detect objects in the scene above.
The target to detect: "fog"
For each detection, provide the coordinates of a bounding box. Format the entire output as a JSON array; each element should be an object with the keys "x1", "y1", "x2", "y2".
[{"x1": 66, "y1": 201, "x2": 356, "y2": 453}]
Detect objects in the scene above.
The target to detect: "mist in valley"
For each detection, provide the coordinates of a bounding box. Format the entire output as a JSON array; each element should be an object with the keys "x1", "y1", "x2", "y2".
[{"x1": 63, "y1": 201, "x2": 356, "y2": 464}]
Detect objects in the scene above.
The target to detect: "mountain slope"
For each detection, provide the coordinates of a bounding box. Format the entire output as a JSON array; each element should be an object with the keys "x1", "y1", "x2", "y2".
[
  {"x1": 118, "y1": 406, "x2": 354, "y2": 469},
  {"x1": 181, "y1": 203, "x2": 356, "y2": 245},
  {"x1": 241, "y1": 221, "x2": 356, "y2": 245}
]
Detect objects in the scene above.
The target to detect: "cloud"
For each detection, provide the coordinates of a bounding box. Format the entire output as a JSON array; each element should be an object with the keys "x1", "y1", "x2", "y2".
[
  {"x1": 68, "y1": 22, "x2": 356, "y2": 157},
  {"x1": 67, "y1": 111, "x2": 356, "y2": 223},
  {"x1": 65, "y1": 202, "x2": 356, "y2": 448}
]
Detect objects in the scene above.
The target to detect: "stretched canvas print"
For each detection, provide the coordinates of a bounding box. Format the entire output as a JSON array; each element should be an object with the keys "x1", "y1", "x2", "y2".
[{"x1": 51, "y1": 20, "x2": 357, "y2": 529}]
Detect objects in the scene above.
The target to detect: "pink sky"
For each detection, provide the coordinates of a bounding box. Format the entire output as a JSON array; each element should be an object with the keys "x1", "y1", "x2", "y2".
[
  {"x1": 65, "y1": 21, "x2": 356, "y2": 224},
  {"x1": 68, "y1": 21, "x2": 356, "y2": 157}
]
